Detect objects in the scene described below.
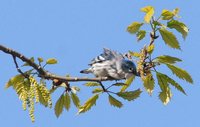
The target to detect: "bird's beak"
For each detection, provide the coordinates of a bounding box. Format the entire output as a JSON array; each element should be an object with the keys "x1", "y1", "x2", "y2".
[{"x1": 132, "y1": 70, "x2": 140, "y2": 77}]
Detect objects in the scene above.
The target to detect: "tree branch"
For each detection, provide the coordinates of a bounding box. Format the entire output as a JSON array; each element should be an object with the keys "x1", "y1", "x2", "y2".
[{"x1": 0, "y1": 44, "x2": 114, "y2": 82}]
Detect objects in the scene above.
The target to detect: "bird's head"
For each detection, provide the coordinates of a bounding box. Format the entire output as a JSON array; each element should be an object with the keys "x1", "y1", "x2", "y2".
[{"x1": 121, "y1": 60, "x2": 140, "y2": 76}]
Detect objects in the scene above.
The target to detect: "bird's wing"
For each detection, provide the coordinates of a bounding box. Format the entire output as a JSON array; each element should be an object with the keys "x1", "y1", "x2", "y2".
[
  {"x1": 89, "y1": 48, "x2": 124, "y2": 65},
  {"x1": 103, "y1": 48, "x2": 124, "y2": 60}
]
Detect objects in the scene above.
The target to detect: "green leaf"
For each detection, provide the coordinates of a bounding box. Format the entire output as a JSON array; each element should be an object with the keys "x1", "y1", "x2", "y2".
[
  {"x1": 71, "y1": 86, "x2": 80, "y2": 94},
  {"x1": 156, "y1": 72, "x2": 168, "y2": 91},
  {"x1": 161, "y1": 9, "x2": 174, "y2": 20},
  {"x1": 71, "y1": 92, "x2": 80, "y2": 108},
  {"x1": 64, "y1": 93, "x2": 71, "y2": 111},
  {"x1": 129, "y1": 51, "x2": 141, "y2": 57},
  {"x1": 117, "y1": 89, "x2": 142, "y2": 101},
  {"x1": 22, "y1": 57, "x2": 34, "y2": 66},
  {"x1": 120, "y1": 75, "x2": 135, "y2": 92},
  {"x1": 157, "y1": 72, "x2": 186, "y2": 95},
  {"x1": 108, "y1": 95, "x2": 123, "y2": 108},
  {"x1": 92, "y1": 88, "x2": 103, "y2": 94},
  {"x1": 143, "y1": 74, "x2": 155, "y2": 95},
  {"x1": 127, "y1": 22, "x2": 143, "y2": 34},
  {"x1": 141, "y1": 6, "x2": 154, "y2": 23},
  {"x1": 173, "y1": 8, "x2": 180, "y2": 17},
  {"x1": 46, "y1": 58, "x2": 58, "y2": 64},
  {"x1": 113, "y1": 83, "x2": 126, "y2": 86},
  {"x1": 167, "y1": 20, "x2": 189, "y2": 40},
  {"x1": 159, "y1": 90, "x2": 172, "y2": 105},
  {"x1": 37, "y1": 57, "x2": 44, "y2": 63},
  {"x1": 5, "y1": 74, "x2": 24, "y2": 88},
  {"x1": 153, "y1": 21, "x2": 163, "y2": 26},
  {"x1": 136, "y1": 30, "x2": 146, "y2": 41},
  {"x1": 78, "y1": 94, "x2": 99, "y2": 114},
  {"x1": 166, "y1": 64, "x2": 193, "y2": 83},
  {"x1": 154, "y1": 55, "x2": 182, "y2": 64},
  {"x1": 147, "y1": 44, "x2": 154, "y2": 54},
  {"x1": 5, "y1": 74, "x2": 25, "y2": 89},
  {"x1": 5, "y1": 79, "x2": 12, "y2": 89},
  {"x1": 159, "y1": 28, "x2": 181, "y2": 49},
  {"x1": 54, "y1": 94, "x2": 64, "y2": 117},
  {"x1": 84, "y1": 82, "x2": 100, "y2": 87},
  {"x1": 156, "y1": 72, "x2": 172, "y2": 105}
]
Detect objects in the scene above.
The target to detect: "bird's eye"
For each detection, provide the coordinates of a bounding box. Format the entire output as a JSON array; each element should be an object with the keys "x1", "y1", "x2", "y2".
[{"x1": 129, "y1": 68, "x2": 133, "y2": 71}]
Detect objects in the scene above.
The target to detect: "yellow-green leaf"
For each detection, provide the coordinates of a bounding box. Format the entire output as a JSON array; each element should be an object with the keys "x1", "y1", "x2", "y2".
[
  {"x1": 154, "y1": 55, "x2": 182, "y2": 64},
  {"x1": 54, "y1": 94, "x2": 64, "y2": 117},
  {"x1": 46, "y1": 58, "x2": 58, "y2": 64},
  {"x1": 64, "y1": 93, "x2": 71, "y2": 111},
  {"x1": 71, "y1": 92, "x2": 80, "y2": 108},
  {"x1": 137, "y1": 30, "x2": 146, "y2": 41},
  {"x1": 143, "y1": 74, "x2": 155, "y2": 95},
  {"x1": 147, "y1": 44, "x2": 154, "y2": 54},
  {"x1": 84, "y1": 82, "x2": 100, "y2": 87},
  {"x1": 173, "y1": 8, "x2": 180, "y2": 17},
  {"x1": 117, "y1": 89, "x2": 142, "y2": 101},
  {"x1": 113, "y1": 83, "x2": 126, "y2": 86},
  {"x1": 37, "y1": 57, "x2": 44, "y2": 63},
  {"x1": 159, "y1": 90, "x2": 172, "y2": 105},
  {"x1": 5, "y1": 74, "x2": 25, "y2": 89},
  {"x1": 153, "y1": 21, "x2": 162, "y2": 26},
  {"x1": 159, "y1": 28, "x2": 181, "y2": 49},
  {"x1": 92, "y1": 88, "x2": 103, "y2": 94},
  {"x1": 127, "y1": 22, "x2": 143, "y2": 34},
  {"x1": 141, "y1": 6, "x2": 154, "y2": 23},
  {"x1": 108, "y1": 95, "x2": 123, "y2": 108},
  {"x1": 78, "y1": 94, "x2": 99, "y2": 114},
  {"x1": 71, "y1": 86, "x2": 80, "y2": 94},
  {"x1": 129, "y1": 51, "x2": 141, "y2": 57},
  {"x1": 156, "y1": 72, "x2": 172, "y2": 105},
  {"x1": 120, "y1": 75, "x2": 135, "y2": 92},
  {"x1": 167, "y1": 20, "x2": 189, "y2": 40},
  {"x1": 166, "y1": 64, "x2": 193, "y2": 84},
  {"x1": 161, "y1": 9, "x2": 174, "y2": 20},
  {"x1": 156, "y1": 72, "x2": 168, "y2": 91},
  {"x1": 22, "y1": 57, "x2": 34, "y2": 66},
  {"x1": 157, "y1": 72, "x2": 186, "y2": 95},
  {"x1": 5, "y1": 79, "x2": 12, "y2": 89}
]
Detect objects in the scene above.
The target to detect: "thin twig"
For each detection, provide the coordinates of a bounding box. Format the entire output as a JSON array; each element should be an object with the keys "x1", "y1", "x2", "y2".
[
  {"x1": 98, "y1": 81, "x2": 107, "y2": 92},
  {"x1": 12, "y1": 55, "x2": 29, "y2": 78}
]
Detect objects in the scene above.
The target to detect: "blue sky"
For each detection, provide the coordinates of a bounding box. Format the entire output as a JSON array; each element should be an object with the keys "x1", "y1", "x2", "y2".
[{"x1": 0, "y1": 0, "x2": 200, "y2": 127}]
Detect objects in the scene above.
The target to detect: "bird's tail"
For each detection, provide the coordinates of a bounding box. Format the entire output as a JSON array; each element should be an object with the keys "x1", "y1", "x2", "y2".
[{"x1": 80, "y1": 69, "x2": 92, "y2": 74}]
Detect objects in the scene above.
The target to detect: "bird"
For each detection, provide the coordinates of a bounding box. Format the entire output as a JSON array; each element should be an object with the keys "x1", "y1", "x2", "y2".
[{"x1": 80, "y1": 48, "x2": 139, "y2": 80}]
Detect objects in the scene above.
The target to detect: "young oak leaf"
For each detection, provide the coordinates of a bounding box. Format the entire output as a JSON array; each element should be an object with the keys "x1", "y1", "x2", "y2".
[
  {"x1": 159, "y1": 28, "x2": 181, "y2": 49},
  {"x1": 120, "y1": 75, "x2": 135, "y2": 92},
  {"x1": 154, "y1": 55, "x2": 182, "y2": 64},
  {"x1": 117, "y1": 89, "x2": 142, "y2": 101},
  {"x1": 166, "y1": 64, "x2": 193, "y2": 84},
  {"x1": 78, "y1": 94, "x2": 99, "y2": 114},
  {"x1": 109, "y1": 95, "x2": 123, "y2": 108},
  {"x1": 141, "y1": 6, "x2": 154, "y2": 23},
  {"x1": 46, "y1": 58, "x2": 58, "y2": 64},
  {"x1": 167, "y1": 20, "x2": 189, "y2": 40},
  {"x1": 137, "y1": 30, "x2": 146, "y2": 41},
  {"x1": 54, "y1": 94, "x2": 65, "y2": 118},
  {"x1": 71, "y1": 92, "x2": 80, "y2": 108},
  {"x1": 127, "y1": 22, "x2": 143, "y2": 34}
]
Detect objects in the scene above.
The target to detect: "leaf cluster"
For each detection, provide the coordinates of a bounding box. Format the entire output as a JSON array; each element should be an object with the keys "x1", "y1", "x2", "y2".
[{"x1": 126, "y1": 6, "x2": 193, "y2": 105}]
